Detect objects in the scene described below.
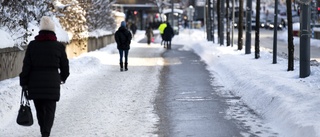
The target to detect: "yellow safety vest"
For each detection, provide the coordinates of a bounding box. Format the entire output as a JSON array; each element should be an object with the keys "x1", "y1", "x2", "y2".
[{"x1": 158, "y1": 23, "x2": 167, "y2": 34}]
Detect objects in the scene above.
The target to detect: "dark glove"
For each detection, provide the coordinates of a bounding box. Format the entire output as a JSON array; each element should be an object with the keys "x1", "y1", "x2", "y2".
[{"x1": 22, "y1": 85, "x2": 28, "y2": 91}]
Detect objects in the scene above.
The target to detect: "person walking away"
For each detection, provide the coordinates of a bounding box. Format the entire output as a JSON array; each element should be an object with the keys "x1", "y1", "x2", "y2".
[
  {"x1": 115, "y1": 21, "x2": 132, "y2": 71},
  {"x1": 158, "y1": 22, "x2": 167, "y2": 45},
  {"x1": 162, "y1": 22, "x2": 175, "y2": 48},
  {"x1": 130, "y1": 22, "x2": 137, "y2": 37},
  {"x1": 145, "y1": 26, "x2": 154, "y2": 45},
  {"x1": 19, "y1": 16, "x2": 70, "y2": 137}
]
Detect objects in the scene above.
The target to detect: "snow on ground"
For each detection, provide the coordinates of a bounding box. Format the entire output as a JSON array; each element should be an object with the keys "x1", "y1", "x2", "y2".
[
  {"x1": 1, "y1": 28, "x2": 320, "y2": 137},
  {"x1": 0, "y1": 32, "x2": 164, "y2": 137},
  {"x1": 173, "y1": 29, "x2": 320, "y2": 137}
]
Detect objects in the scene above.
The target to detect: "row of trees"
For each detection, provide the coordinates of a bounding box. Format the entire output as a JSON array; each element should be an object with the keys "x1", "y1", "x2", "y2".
[
  {"x1": 0, "y1": 0, "x2": 116, "y2": 46},
  {"x1": 206, "y1": 0, "x2": 296, "y2": 72}
]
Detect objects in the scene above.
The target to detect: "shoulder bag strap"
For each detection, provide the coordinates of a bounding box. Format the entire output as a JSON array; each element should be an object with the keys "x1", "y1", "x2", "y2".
[{"x1": 21, "y1": 89, "x2": 30, "y2": 106}]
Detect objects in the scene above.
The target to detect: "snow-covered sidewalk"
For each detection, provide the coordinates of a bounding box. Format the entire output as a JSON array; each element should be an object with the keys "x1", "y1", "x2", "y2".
[{"x1": 0, "y1": 34, "x2": 164, "y2": 137}]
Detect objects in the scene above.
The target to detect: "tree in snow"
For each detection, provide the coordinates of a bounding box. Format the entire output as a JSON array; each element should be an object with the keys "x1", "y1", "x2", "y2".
[
  {"x1": 53, "y1": 0, "x2": 116, "y2": 39},
  {"x1": 79, "y1": 0, "x2": 117, "y2": 32},
  {"x1": 0, "y1": 0, "x2": 53, "y2": 46},
  {"x1": 0, "y1": 0, "x2": 117, "y2": 45},
  {"x1": 286, "y1": 0, "x2": 294, "y2": 71},
  {"x1": 53, "y1": 0, "x2": 88, "y2": 40}
]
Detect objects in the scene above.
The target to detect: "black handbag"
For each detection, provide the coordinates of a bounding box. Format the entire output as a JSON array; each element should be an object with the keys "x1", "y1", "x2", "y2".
[{"x1": 16, "y1": 89, "x2": 33, "y2": 126}]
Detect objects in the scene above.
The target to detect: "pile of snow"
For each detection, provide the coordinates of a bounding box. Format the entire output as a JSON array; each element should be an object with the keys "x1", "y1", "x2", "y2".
[
  {"x1": 0, "y1": 29, "x2": 14, "y2": 48},
  {"x1": 173, "y1": 29, "x2": 320, "y2": 137},
  {"x1": 88, "y1": 29, "x2": 113, "y2": 38}
]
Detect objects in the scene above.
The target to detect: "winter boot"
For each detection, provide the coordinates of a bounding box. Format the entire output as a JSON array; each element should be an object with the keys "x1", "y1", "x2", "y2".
[
  {"x1": 125, "y1": 63, "x2": 128, "y2": 71},
  {"x1": 120, "y1": 63, "x2": 123, "y2": 71}
]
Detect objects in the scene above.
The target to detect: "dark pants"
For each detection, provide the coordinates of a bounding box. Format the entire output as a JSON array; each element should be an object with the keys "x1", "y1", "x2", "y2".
[
  {"x1": 160, "y1": 34, "x2": 164, "y2": 45},
  {"x1": 33, "y1": 100, "x2": 57, "y2": 137},
  {"x1": 119, "y1": 49, "x2": 129, "y2": 64},
  {"x1": 147, "y1": 36, "x2": 151, "y2": 45}
]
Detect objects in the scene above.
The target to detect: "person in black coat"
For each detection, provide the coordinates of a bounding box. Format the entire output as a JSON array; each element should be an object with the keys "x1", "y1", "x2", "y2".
[
  {"x1": 130, "y1": 22, "x2": 137, "y2": 37},
  {"x1": 19, "y1": 16, "x2": 70, "y2": 137},
  {"x1": 162, "y1": 22, "x2": 174, "y2": 48},
  {"x1": 145, "y1": 26, "x2": 154, "y2": 45},
  {"x1": 115, "y1": 21, "x2": 132, "y2": 71}
]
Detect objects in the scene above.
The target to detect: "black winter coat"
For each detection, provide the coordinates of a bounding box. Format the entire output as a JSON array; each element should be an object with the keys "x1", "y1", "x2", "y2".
[
  {"x1": 145, "y1": 27, "x2": 154, "y2": 38},
  {"x1": 115, "y1": 26, "x2": 132, "y2": 50},
  {"x1": 130, "y1": 24, "x2": 137, "y2": 34},
  {"x1": 19, "y1": 30, "x2": 70, "y2": 101},
  {"x1": 163, "y1": 25, "x2": 174, "y2": 41}
]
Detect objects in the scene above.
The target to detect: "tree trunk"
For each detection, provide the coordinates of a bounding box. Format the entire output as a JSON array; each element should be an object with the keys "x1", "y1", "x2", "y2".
[
  {"x1": 272, "y1": 0, "x2": 278, "y2": 64},
  {"x1": 217, "y1": 0, "x2": 221, "y2": 44},
  {"x1": 226, "y1": 0, "x2": 230, "y2": 46},
  {"x1": 206, "y1": 0, "x2": 213, "y2": 41},
  {"x1": 219, "y1": 0, "x2": 225, "y2": 45},
  {"x1": 286, "y1": 0, "x2": 294, "y2": 71},
  {"x1": 212, "y1": 0, "x2": 215, "y2": 43},
  {"x1": 238, "y1": 0, "x2": 244, "y2": 50},
  {"x1": 255, "y1": 0, "x2": 260, "y2": 59}
]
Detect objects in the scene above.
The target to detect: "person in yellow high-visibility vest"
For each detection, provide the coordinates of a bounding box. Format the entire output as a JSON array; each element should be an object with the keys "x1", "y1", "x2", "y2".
[
  {"x1": 158, "y1": 22, "x2": 167, "y2": 34},
  {"x1": 158, "y1": 22, "x2": 167, "y2": 45}
]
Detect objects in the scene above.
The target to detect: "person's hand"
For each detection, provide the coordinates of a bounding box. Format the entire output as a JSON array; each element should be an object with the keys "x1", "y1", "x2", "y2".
[{"x1": 22, "y1": 85, "x2": 28, "y2": 91}]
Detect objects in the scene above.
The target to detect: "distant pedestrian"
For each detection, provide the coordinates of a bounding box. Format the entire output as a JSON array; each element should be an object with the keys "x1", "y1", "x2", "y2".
[
  {"x1": 19, "y1": 16, "x2": 70, "y2": 137},
  {"x1": 130, "y1": 23, "x2": 137, "y2": 37},
  {"x1": 145, "y1": 26, "x2": 154, "y2": 45},
  {"x1": 162, "y1": 22, "x2": 174, "y2": 48},
  {"x1": 281, "y1": 19, "x2": 286, "y2": 28},
  {"x1": 115, "y1": 21, "x2": 132, "y2": 71},
  {"x1": 184, "y1": 18, "x2": 189, "y2": 28},
  {"x1": 158, "y1": 22, "x2": 167, "y2": 45}
]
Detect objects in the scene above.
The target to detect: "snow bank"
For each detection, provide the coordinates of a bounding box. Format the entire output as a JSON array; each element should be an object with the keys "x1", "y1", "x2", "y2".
[
  {"x1": 172, "y1": 29, "x2": 320, "y2": 137},
  {"x1": 0, "y1": 29, "x2": 14, "y2": 48},
  {"x1": 88, "y1": 29, "x2": 113, "y2": 38}
]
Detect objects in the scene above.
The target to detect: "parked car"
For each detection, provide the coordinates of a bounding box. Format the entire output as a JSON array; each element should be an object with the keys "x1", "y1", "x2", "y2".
[
  {"x1": 251, "y1": 19, "x2": 259, "y2": 29},
  {"x1": 262, "y1": 19, "x2": 283, "y2": 30},
  {"x1": 234, "y1": 18, "x2": 261, "y2": 29}
]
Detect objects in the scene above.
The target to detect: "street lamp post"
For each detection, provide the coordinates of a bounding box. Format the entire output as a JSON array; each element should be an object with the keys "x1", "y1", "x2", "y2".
[
  {"x1": 171, "y1": 0, "x2": 174, "y2": 27},
  {"x1": 245, "y1": 0, "x2": 252, "y2": 53},
  {"x1": 206, "y1": 0, "x2": 213, "y2": 41},
  {"x1": 273, "y1": 0, "x2": 278, "y2": 63},
  {"x1": 231, "y1": 0, "x2": 235, "y2": 47},
  {"x1": 297, "y1": 0, "x2": 312, "y2": 78}
]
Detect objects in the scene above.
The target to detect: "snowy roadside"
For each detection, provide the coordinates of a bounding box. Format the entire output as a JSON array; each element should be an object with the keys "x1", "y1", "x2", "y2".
[
  {"x1": 173, "y1": 29, "x2": 320, "y2": 137},
  {"x1": 0, "y1": 31, "x2": 164, "y2": 137}
]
